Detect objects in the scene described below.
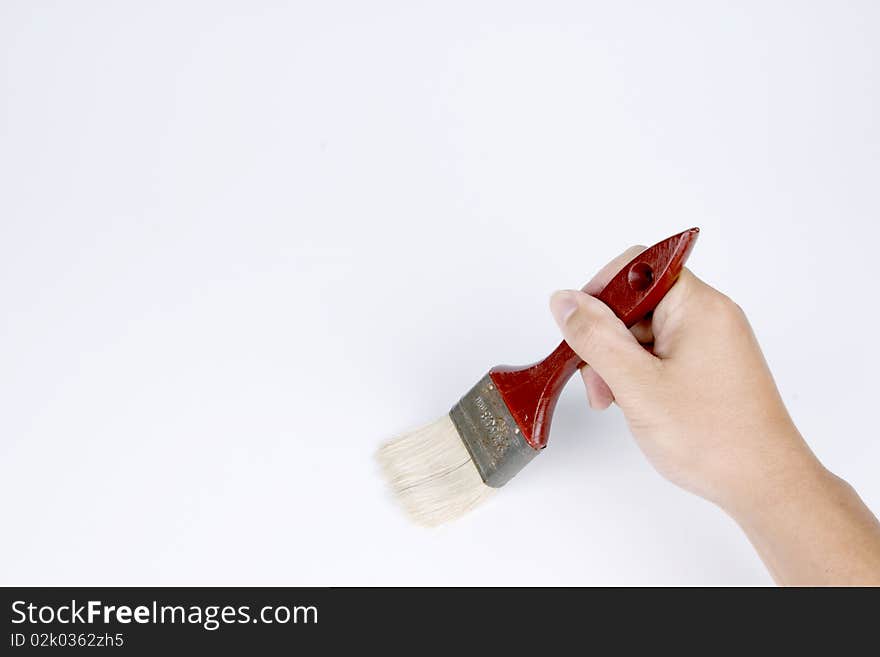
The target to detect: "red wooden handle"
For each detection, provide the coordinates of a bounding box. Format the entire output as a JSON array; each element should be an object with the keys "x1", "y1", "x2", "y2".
[{"x1": 488, "y1": 227, "x2": 699, "y2": 450}]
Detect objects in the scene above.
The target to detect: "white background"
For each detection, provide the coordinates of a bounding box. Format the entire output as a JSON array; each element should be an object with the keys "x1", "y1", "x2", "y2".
[{"x1": 2, "y1": 1, "x2": 878, "y2": 585}]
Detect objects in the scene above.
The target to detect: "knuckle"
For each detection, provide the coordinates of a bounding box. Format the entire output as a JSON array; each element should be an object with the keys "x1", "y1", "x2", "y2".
[{"x1": 714, "y1": 293, "x2": 746, "y2": 322}]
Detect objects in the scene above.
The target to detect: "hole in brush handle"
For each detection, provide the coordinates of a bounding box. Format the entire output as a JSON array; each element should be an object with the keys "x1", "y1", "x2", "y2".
[{"x1": 627, "y1": 261, "x2": 654, "y2": 291}]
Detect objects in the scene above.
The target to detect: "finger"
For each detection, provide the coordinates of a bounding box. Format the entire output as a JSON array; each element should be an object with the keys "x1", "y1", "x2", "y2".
[
  {"x1": 582, "y1": 245, "x2": 648, "y2": 295},
  {"x1": 581, "y1": 365, "x2": 615, "y2": 409},
  {"x1": 630, "y1": 317, "x2": 654, "y2": 344},
  {"x1": 550, "y1": 290, "x2": 661, "y2": 397},
  {"x1": 650, "y1": 268, "x2": 716, "y2": 357}
]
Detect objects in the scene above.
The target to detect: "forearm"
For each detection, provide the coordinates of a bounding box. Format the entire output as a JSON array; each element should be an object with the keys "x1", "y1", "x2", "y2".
[{"x1": 726, "y1": 451, "x2": 880, "y2": 586}]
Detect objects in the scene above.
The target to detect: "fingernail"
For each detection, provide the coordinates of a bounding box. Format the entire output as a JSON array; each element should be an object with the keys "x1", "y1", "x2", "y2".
[{"x1": 550, "y1": 290, "x2": 579, "y2": 327}]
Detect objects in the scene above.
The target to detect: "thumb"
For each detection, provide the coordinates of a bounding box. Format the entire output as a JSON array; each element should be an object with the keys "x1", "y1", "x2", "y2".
[{"x1": 549, "y1": 289, "x2": 660, "y2": 398}]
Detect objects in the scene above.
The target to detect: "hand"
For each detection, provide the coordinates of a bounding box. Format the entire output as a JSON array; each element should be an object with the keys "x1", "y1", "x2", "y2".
[
  {"x1": 550, "y1": 247, "x2": 880, "y2": 585},
  {"x1": 550, "y1": 247, "x2": 810, "y2": 511}
]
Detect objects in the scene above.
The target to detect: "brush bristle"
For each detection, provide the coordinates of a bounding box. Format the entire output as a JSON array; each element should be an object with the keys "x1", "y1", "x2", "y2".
[{"x1": 376, "y1": 415, "x2": 494, "y2": 527}]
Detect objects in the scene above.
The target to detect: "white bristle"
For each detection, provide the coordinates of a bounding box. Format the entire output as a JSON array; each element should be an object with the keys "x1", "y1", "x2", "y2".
[{"x1": 376, "y1": 415, "x2": 494, "y2": 527}]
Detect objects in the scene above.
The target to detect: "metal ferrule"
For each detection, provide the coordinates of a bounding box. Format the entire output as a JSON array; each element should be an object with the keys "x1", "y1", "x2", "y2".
[{"x1": 448, "y1": 374, "x2": 539, "y2": 488}]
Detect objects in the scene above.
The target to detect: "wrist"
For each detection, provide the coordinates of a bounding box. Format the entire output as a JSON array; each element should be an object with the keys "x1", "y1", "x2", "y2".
[
  {"x1": 717, "y1": 428, "x2": 826, "y2": 524},
  {"x1": 717, "y1": 441, "x2": 880, "y2": 586}
]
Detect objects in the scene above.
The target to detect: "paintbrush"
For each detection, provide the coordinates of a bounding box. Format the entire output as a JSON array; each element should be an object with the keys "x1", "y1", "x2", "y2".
[{"x1": 377, "y1": 228, "x2": 699, "y2": 526}]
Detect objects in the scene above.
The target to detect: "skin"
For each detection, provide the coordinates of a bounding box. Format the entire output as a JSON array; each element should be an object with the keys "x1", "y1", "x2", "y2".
[{"x1": 550, "y1": 246, "x2": 880, "y2": 586}]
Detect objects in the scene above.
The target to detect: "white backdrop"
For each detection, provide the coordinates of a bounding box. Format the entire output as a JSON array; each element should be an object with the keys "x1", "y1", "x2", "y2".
[{"x1": 2, "y1": 1, "x2": 878, "y2": 585}]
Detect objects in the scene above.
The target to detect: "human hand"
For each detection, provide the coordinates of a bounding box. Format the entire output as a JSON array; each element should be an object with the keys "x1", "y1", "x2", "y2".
[
  {"x1": 550, "y1": 247, "x2": 815, "y2": 514},
  {"x1": 550, "y1": 246, "x2": 880, "y2": 585}
]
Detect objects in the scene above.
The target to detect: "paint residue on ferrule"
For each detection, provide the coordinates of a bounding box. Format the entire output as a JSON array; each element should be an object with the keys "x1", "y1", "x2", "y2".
[{"x1": 449, "y1": 373, "x2": 538, "y2": 488}]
